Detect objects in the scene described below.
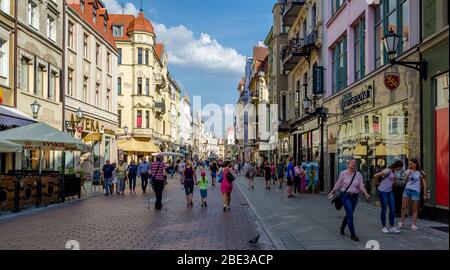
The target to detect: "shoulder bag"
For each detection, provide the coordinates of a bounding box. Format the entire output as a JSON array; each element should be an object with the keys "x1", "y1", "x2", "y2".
[{"x1": 331, "y1": 171, "x2": 357, "y2": 211}]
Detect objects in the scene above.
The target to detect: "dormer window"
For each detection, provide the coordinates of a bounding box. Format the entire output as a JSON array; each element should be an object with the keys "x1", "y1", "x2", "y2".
[
  {"x1": 104, "y1": 18, "x2": 107, "y2": 32},
  {"x1": 80, "y1": 0, "x2": 85, "y2": 12},
  {"x1": 112, "y1": 25, "x2": 123, "y2": 37},
  {"x1": 93, "y1": 6, "x2": 97, "y2": 23}
]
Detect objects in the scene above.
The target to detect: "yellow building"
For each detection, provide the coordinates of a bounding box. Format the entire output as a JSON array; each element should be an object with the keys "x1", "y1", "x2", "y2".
[{"x1": 110, "y1": 11, "x2": 169, "y2": 162}]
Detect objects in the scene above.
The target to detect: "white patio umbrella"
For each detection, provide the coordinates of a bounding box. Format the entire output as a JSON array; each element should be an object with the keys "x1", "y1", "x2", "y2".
[
  {"x1": 0, "y1": 122, "x2": 89, "y2": 152},
  {"x1": 0, "y1": 139, "x2": 21, "y2": 152},
  {"x1": 151, "y1": 152, "x2": 184, "y2": 157}
]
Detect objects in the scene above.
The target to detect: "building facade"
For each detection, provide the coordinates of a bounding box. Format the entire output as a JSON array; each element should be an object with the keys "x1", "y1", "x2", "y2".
[
  {"x1": 64, "y1": 0, "x2": 119, "y2": 179},
  {"x1": 16, "y1": 0, "x2": 64, "y2": 171},
  {"x1": 0, "y1": 0, "x2": 14, "y2": 107},
  {"x1": 323, "y1": 0, "x2": 422, "y2": 199},
  {"x1": 110, "y1": 11, "x2": 164, "y2": 163},
  {"x1": 420, "y1": 0, "x2": 448, "y2": 220},
  {"x1": 180, "y1": 94, "x2": 192, "y2": 159}
]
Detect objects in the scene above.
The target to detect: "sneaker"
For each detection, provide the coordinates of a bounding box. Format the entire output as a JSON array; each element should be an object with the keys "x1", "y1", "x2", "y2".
[
  {"x1": 227, "y1": 206, "x2": 231, "y2": 210},
  {"x1": 350, "y1": 235, "x2": 360, "y2": 241},
  {"x1": 411, "y1": 225, "x2": 418, "y2": 231},
  {"x1": 190, "y1": 201, "x2": 193, "y2": 206},
  {"x1": 204, "y1": 202, "x2": 207, "y2": 207},
  {"x1": 389, "y1": 227, "x2": 401, "y2": 234},
  {"x1": 223, "y1": 206, "x2": 227, "y2": 212},
  {"x1": 201, "y1": 202, "x2": 204, "y2": 208},
  {"x1": 382, "y1": 227, "x2": 390, "y2": 234},
  {"x1": 398, "y1": 222, "x2": 404, "y2": 228}
]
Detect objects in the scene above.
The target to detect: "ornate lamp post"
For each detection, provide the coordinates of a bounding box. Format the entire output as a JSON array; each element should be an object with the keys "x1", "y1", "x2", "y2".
[{"x1": 30, "y1": 100, "x2": 41, "y2": 119}]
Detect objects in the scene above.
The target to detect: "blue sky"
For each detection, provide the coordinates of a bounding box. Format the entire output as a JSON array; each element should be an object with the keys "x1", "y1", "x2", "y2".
[{"x1": 104, "y1": 0, "x2": 274, "y2": 107}]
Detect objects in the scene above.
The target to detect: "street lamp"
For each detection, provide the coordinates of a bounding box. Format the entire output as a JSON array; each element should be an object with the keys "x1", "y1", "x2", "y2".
[
  {"x1": 123, "y1": 125, "x2": 129, "y2": 136},
  {"x1": 76, "y1": 107, "x2": 84, "y2": 119},
  {"x1": 303, "y1": 96, "x2": 312, "y2": 112},
  {"x1": 30, "y1": 100, "x2": 41, "y2": 119},
  {"x1": 383, "y1": 29, "x2": 427, "y2": 80}
]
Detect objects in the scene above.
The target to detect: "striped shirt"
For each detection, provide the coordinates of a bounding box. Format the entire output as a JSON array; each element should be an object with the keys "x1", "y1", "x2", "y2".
[{"x1": 150, "y1": 161, "x2": 166, "y2": 181}]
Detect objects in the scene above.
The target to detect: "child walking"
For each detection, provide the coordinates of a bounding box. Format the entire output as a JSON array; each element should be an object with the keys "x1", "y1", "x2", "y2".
[{"x1": 198, "y1": 170, "x2": 209, "y2": 207}]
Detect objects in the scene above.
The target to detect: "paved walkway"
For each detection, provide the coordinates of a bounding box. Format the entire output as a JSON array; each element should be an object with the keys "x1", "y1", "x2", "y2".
[
  {"x1": 0, "y1": 172, "x2": 267, "y2": 250},
  {"x1": 235, "y1": 176, "x2": 449, "y2": 250}
]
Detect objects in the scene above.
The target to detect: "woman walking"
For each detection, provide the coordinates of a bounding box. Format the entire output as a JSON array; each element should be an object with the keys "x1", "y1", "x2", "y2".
[
  {"x1": 398, "y1": 158, "x2": 428, "y2": 231},
  {"x1": 271, "y1": 163, "x2": 277, "y2": 185},
  {"x1": 293, "y1": 162, "x2": 301, "y2": 194},
  {"x1": 127, "y1": 159, "x2": 138, "y2": 193},
  {"x1": 328, "y1": 159, "x2": 370, "y2": 241},
  {"x1": 115, "y1": 161, "x2": 126, "y2": 195},
  {"x1": 221, "y1": 161, "x2": 236, "y2": 212},
  {"x1": 210, "y1": 161, "x2": 218, "y2": 186},
  {"x1": 373, "y1": 160, "x2": 403, "y2": 234},
  {"x1": 264, "y1": 161, "x2": 272, "y2": 190},
  {"x1": 244, "y1": 161, "x2": 255, "y2": 190},
  {"x1": 286, "y1": 158, "x2": 295, "y2": 198},
  {"x1": 149, "y1": 155, "x2": 167, "y2": 210},
  {"x1": 182, "y1": 160, "x2": 197, "y2": 207}
]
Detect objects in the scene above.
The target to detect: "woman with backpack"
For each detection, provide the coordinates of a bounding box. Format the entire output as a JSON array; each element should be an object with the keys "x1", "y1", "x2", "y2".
[
  {"x1": 221, "y1": 161, "x2": 236, "y2": 212},
  {"x1": 373, "y1": 160, "x2": 403, "y2": 234},
  {"x1": 398, "y1": 158, "x2": 429, "y2": 231}
]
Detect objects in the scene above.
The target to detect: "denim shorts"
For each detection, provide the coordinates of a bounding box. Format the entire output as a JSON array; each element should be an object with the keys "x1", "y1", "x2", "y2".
[
  {"x1": 403, "y1": 189, "x2": 421, "y2": 201},
  {"x1": 200, "y1": 189, "x2": 207, "y2": 199}
]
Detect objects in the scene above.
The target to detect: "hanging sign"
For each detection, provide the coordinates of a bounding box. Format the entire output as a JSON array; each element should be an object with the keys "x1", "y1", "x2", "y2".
[{"x1": 384, "y1": 70, "x2": 401, "y2": 91}]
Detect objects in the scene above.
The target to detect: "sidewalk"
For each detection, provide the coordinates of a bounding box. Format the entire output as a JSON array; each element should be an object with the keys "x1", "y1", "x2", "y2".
[{"x1": 236, "y1": 176, "x2": 449, "y2": 250}]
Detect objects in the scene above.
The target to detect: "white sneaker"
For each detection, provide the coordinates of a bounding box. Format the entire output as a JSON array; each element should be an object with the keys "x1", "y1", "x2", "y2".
[
  {"x1": 382, "y1": 227, "x2": 390, "y2": 234},
  {"x1": 398, "y1": 222, "x2": 404, "y2": 228},
  {"x1": 411, "y1": 225, "x2": 418, "y2": 231},
  {"x1": 389, "y1": 227, "x2": 401, "y2": 234}
]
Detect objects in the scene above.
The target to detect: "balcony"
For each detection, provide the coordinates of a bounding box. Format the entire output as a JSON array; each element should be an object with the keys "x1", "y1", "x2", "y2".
[
  {"x1": 280, "y1": 0, "x2": 306, "y2": 27},
  {"x1": 154, "y1": 101, "x2": 166, "y2": 117},
  {"x1": 155, "y1": 74, "x2": 166, "y2": 90},
  {"x1": 250, "y1": 91, "x2": 259, "y2": 104},
  {"x1": 281, "y1": 31, "x2": 318, "y2": 71},
  {"x1": 278, "y1": 120, "x2": 291, "y2": 133}
]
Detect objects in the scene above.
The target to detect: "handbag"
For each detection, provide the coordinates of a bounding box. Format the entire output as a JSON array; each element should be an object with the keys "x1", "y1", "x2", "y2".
[
  {"x1": 227, "y1": 170, "x2": 235, "y2": 182},
  {"x1": 331, "y1": 171, "x2": 357, "y2": 210},
  {"x1": 151, "y1": 161, "x2": 163, "y2": 185}
]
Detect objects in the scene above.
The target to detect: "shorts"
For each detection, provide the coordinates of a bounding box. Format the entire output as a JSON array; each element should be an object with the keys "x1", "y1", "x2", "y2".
[
  {"x1": 265, "y1": 176, "x2": 271, "y2": 181},
  {"x1": 211, "y1": 172, "x2": 217, "y2": 177},
  {"x1": 200, "y1": 189, "x2": 207, "y2": 199},
  {"x1": 184, "y1": 181, "x2": 194, "y2": 195},
  {"x1": 287, "y1": 177, "x2": 293, "y2": 186},
  {"x1": 403, "y1": 189, "x2": 421, "y2": 201},
  {"x1": 277, "y1": 174, "x2": 284, "y2": 179},
  {"x1": 272, "y1": 175, "x2": 277, "y2": 181}
]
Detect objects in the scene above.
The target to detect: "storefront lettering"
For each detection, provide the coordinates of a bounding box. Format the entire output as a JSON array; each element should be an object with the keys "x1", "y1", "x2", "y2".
[
  {"x1": 341, "y1": 88, "x2": 372, "y2": 112},
  {"x1": 70, "y1": 114, "x2": 100, "y2": 132}
]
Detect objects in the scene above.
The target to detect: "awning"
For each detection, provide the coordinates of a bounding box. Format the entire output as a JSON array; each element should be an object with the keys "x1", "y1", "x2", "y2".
[
  {"x1": 83, "y1": 132, "x2": 103, "y2": 142},
  {"x1": 353, "y1": 145, "x2": 367, "y2": 156},
  {"x1": 0, "y1": 122, "x2": 90, "y2": 152},
  {"x1": 0, "y1": 139, "x2": 21, "y2": 152},
  {"x1": 118, "y1": 138, "x2": 160, "y2": 153},
  {"x1": 0, "y1": 105, "x2": 37, "y2": 127}
]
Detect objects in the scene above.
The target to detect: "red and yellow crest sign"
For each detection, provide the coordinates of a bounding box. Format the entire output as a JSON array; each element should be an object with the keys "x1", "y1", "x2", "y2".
[{"x1": 384, "y1": 71, "x2": 401, "y2": 91}]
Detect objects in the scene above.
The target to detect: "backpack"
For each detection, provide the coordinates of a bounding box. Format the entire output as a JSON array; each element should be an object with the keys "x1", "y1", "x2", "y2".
[{"x1": 218, "y1": 168, "x2": 223, "y2": 183}]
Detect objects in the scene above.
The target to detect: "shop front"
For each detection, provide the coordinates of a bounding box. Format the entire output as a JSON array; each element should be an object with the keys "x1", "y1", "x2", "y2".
[
  {"x1": 324, "y1": 65, "x2": 421, "y2": 200},
  {"x1": 65, "y1": 111, "x2": 118, "y2": 194}
]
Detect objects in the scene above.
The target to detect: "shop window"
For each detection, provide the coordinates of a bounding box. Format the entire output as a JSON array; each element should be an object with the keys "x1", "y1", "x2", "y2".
[{"x1": 93, "y1": 141, "x2": 100, "y2": 168}]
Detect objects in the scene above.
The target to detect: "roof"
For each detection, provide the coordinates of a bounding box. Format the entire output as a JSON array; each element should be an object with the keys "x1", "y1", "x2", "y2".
[
  {"x1": 68, "y1": 0, "x2": 117, "y2": 49},
  {"x1": 109, "y1": 11, "x2": 155, "y2": 41},
  {"x1": 155, "y1": 43, "x2": 164, "y2": 60},
  {"x1": 253, "y1": 46, "x2": 269, "y2": 62}
]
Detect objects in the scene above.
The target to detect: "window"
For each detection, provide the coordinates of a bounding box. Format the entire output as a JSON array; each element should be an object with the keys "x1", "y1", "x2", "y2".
[
  {"x1": 118, "y1": 77, "x2": 122, "y2": 95},
  {"x1": 47, "y1": 16, "x2": 55, "y2": 41},
  {"x1": 96, "y1": 43, "x2": 100, "y2": 66},
  {"x1": 118, "y1": 48, "x2": 122, "y2": 65},
  {"x1": 332, "y1": 0, "x2": 345, "y2": 15},
  {"x1": 106, "y1": 89, "x2": 111, "y2": 110},
  {"x1": 137, "y1": 110, "x2": 142, "y2": 128},
  {"x1": 80, "y1": 0, "x2": 85, "y2": 12},
  {"x1": 104, "y1": 17, "x2": 107, "y2": 33},
  {"x1": 312, "y1": 4, "x2": 317, "y2": 29},
  {"x1": 68, "y1": 68, "x2": 73, "y2": 96},
  {"x1": 68, "y1": 22, "x2": 74, "y2": 49},
  {"x1": 35, "y1": 64, "x2": 46, "y2": 97},
  {"x1": 95, "y1": 84, "x2": 100, "y2": 106},
  {"x1": 145, "y1": 78, "x2": 150, "y2": 96},
  {"x1": 389, "y1": 116, "x2": 399, "y2": 135},
  {"x1": 137, "y1": 78, "x2": 142, "y2": 94},
  {"x1": 118, "y1": 110, "x2": 122, "y2": 127},
  {"x1": 112, "y1": 25, "x2": 123, "y2": 37},
  {"x1": 354, "y1": 17, "x2": 366, "y2": 81},
  {"x1": 401, "y1": 0, "x2": 409, "y2": 52},
  {"x1": 0, "y1": 0, "x2": 11, "y2": 14},
  {"x1": 83, "y1": 77, "x2": 88, "y2": 102},
  {"x1": 28, "y1": 1, "x2": 38, "y2": 29},
  {"x1": 93, "y1": 6, "x2": 97, "y2": 24},
  {"x1": 375, "y1": 3, "x2": 384, "y2": 69},
  {"x1": 282, "y1": 94, "x2": 287, "y2": 121},
  {"x1": 302, "y1": 20, "x2": 307, "y2": 37},
  {"x1": 145, "y1": 49, "x2": 149, "y2": 65},
  {"x1": 0, "y1": 40, "x2": 5, "y2": 77},
  {"x1": 107, "y1": 52, "x2": 111, "y2": 73},
  {"x1": 83, "y1": 34, "x2": 88, "y2": 59},
  {"x1": 435, "y1": 73, "x2": 449, "y2": 109},
  {"x1": 48, "y1": 71, "x2": 57, "y2": 100},
  {"x1": 332, "y1": 36, "x2": 347, "y2": 93},
  {"x1": 20, "y1": 57, "x2": 30, "y2": 89},
  {"x1": 138, "y1": 48, "x2": 143, "y2": 64},
  {"x1": 145, "y1": 111, "x2": 150, "y2": 128},
  {"x1": 364, "y1": 115, "x2": 370, "y2": 133}
]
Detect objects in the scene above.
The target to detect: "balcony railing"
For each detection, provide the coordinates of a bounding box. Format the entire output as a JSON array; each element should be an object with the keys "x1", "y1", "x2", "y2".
[
  {"x1": 155, "y1": 74, "x2": 166, "y2": 89},
  {"x1": 281, "y1": 31, "x2": 318, "y2": 71},
  {"x1": 154, "y1": 101, "x2": 166, "y2": 116},
  {"x1": 280, "y1": 0, "x2": 306, "y2": 27}
]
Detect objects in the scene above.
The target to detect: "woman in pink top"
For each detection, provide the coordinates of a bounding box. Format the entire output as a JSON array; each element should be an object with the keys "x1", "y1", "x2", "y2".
[
  {"x1": 221, "y1": 161, "x2": 235, "y2": 212},
  {"x1": 329, "y1": 159, "x2": 370, "y2": 242}
]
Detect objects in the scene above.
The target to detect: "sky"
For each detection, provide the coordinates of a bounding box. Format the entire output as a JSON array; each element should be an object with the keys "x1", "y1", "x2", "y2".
[{"x1": 103, "y1": 0, "x2": 274, "y2": 136}]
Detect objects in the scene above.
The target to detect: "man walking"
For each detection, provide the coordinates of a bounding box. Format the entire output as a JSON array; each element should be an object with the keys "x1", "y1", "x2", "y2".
[
  {"x1": 138, "y1": 157, "x2": 150, "y2": 193},
  {"x1": 127, "y1": 159, "x2": 138, "y2": 193},
  {"x1": 150, "y1": 155, "x2": 167, "y2": 210},
  {"x1": 101, "y1": 160, "x2": 115, "y2": 196}
]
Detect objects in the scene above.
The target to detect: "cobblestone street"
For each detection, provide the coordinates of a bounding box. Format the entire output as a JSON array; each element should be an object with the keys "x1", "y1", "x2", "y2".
[{"x1": 0, "y1": 173, "x2": 266, "y2": 250}]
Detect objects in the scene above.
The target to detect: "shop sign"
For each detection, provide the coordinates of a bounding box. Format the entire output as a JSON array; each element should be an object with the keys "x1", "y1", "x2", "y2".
[
  {"x1": 384, "y1": 70, "x2": 401, "y2": 91},
  {"x1": 341, "y1": 85, "x2": 373, "y2": 112},
  {"x1": 69, "y1": 114, "x2": 100, "y2": 132},
  {"x1": 103, "y1": 128, "x2": 116, "y2": 136}
]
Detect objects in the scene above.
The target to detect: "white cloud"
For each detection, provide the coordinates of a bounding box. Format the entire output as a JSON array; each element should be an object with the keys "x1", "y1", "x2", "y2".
[
  {"x1": 154, "y1": 23, "x2": 246, "y2": 76},
  {"x1": 103, "y1": 0, "x2": 140, "y2": 16}
]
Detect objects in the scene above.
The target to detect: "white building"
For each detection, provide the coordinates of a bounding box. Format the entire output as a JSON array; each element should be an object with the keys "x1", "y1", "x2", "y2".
[{"x1": 179, "y1": 94, "x2": 192, "y2": 157}]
